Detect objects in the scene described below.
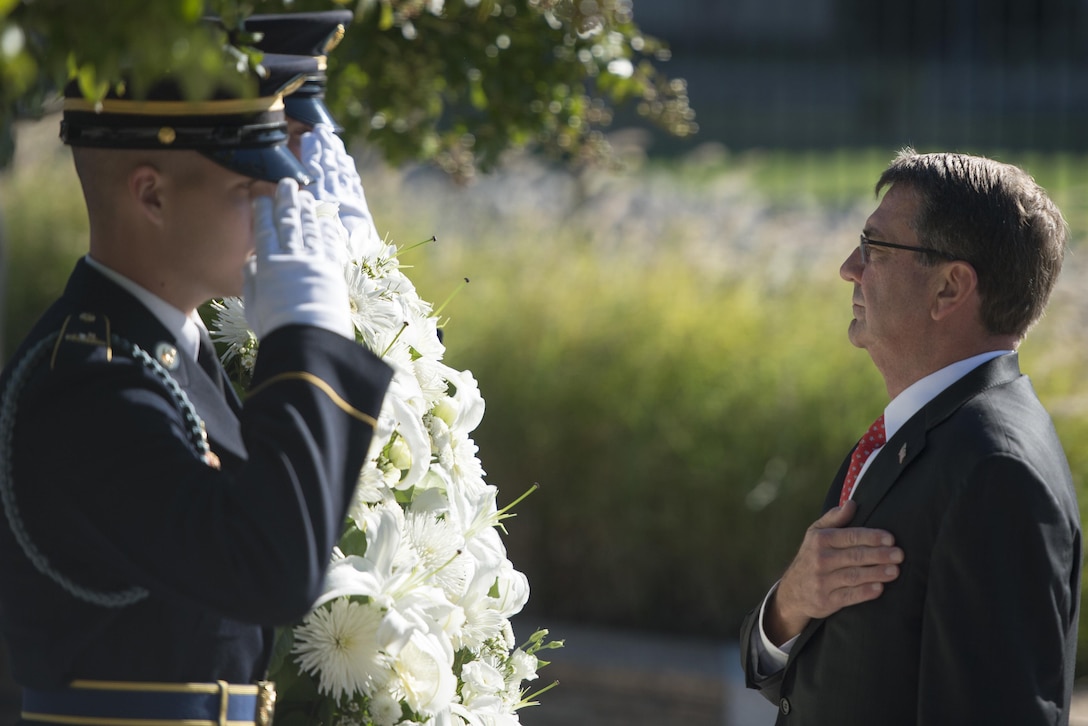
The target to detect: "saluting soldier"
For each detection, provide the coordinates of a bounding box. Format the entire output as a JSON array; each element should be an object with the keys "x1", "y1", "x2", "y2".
[
  {"x1": 239, "y1": 10, "x2": 383, "y2": 256},
  {"x1": 0, "y1": 37, "x2": 392, "y2": 726},
  {"x1": 237, "y1": 10, "x2": 355, "y2": 149}
]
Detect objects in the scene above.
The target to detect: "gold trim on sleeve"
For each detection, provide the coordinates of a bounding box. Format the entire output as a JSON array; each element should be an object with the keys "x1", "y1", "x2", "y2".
[
  {"x1": 67, "y1": 681, "x2": 259, "y2": 696},
  {"x1": 248, "y1": 372, "x2": 378, "y2": 428}
]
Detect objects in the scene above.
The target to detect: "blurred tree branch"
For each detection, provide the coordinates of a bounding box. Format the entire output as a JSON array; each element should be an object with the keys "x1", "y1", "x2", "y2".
[{"x1": 0, "y1": 0, "x2": 696, "y2": 179}]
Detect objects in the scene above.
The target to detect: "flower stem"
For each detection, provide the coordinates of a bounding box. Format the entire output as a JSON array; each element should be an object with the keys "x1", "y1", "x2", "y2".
[
  {"x1": 516, "y1": 680, "x2": 560, "y2": 710},
  {"x1": 496, "y1": 483, "x2": 539, "y2": 521},
  {"x1": 433, "y1": 277, "x2": 470, "y2": 319},
  {"x1": 398, "y1": 235, "x2": 438, "y2": 255},
  {"x1": 380, "y1": 321, "x2": 410, "y2": 358}
]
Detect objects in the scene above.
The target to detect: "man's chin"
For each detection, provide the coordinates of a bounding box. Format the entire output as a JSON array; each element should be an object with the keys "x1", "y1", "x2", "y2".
[{"x1": 846, "y1": 319, "x2": 867, "y2": 349}]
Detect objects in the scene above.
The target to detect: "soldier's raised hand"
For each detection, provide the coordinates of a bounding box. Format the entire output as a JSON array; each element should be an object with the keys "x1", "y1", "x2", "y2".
[{"x1": 244, "y1": 178, "x2": 352, "y2": 340}]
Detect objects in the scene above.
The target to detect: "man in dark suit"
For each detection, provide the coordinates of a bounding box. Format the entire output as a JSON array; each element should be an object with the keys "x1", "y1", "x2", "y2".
[
  {"x1": 741, "y1": 150, "x2": 1081, "y2": 724},
  {"x1": 0, "y1": 42, "x2": 392, "y2": 726}
]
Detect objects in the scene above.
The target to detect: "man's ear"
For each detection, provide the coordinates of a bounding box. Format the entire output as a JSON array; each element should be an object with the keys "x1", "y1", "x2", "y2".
[
  {"x1": 931, "y1": 260, "x2": 978, "y2": 321},
  {"x1": 128, "y1": 164, "x2": 164, "y2": 226}
]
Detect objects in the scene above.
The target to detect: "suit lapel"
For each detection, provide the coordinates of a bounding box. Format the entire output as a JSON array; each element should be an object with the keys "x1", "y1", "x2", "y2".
[
  {"x1": 851, "y1": 352, "x2": 1024, "y2": 527},
  {"x1": 849, "y1": 422, "x2": 927, "y2": 526}
]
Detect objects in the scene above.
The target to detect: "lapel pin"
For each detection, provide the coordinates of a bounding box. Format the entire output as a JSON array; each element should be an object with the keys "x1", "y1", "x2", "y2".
[
  {"x1": 899, "y1": 443, "x2": 907, "y2": 464},
  {"x1": 154, "y1": 342, "x2": 179, "y2": 370}
]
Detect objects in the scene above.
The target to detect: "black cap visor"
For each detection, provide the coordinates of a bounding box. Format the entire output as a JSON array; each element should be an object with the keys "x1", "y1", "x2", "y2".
[
  {"x1": 202, "y1": 143, "x2": 311, "y2": 184},
  {"x1": 62, "y1": 106, "x2": 311, "y2": 184}
]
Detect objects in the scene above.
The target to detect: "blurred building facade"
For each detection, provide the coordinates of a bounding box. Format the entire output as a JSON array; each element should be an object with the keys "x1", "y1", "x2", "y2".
[{"x1": 630, "y1": 0, "x2": 1088, "y2": 151}]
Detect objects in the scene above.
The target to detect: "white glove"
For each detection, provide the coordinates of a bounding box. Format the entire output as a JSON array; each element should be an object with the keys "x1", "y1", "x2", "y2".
[
  {"x1": 300, "y1": 123, "x2": 381, "y2": 252},
  {"x1": 244, "y1": 179, "x2": 354, "y2": 340}
]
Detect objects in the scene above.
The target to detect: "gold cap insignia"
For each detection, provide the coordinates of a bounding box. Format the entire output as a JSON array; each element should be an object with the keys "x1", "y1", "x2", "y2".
[
  {"x1": 325, "y1": 24, "x2": 346, "y2": 52},
  {"x1": 157, "y1": 127, "x2": 177, "y2": 145}
]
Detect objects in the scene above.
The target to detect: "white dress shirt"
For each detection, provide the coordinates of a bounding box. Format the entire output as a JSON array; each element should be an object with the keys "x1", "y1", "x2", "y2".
[
  {"x1": 83, "y1": 255, "x2": 205, "y2": 363},
  {"x1": 753, "y1": 350, "x2": 1012, "y2": 674}
]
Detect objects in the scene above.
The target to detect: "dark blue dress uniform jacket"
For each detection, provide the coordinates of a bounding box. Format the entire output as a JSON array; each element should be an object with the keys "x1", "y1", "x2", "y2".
[
  {"x1": 0, "y1": 259, "x2": 392, "y2": 687},
  {"x1": 740, "y1": 354, "x2": 1082, "y2": 725}
]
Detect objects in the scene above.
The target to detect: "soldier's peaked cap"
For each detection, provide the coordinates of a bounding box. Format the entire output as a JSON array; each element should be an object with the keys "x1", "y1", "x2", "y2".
[
  {"x1": 241, "y1": 10, "x2": 353, "y2": 131},
  {"x1": 60, "y1": 53, "x2": 318, "y2": 184}
]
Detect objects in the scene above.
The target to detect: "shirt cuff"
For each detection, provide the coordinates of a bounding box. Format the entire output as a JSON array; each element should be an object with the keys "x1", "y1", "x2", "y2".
[{"x1": 754, "y1": 581, "x2": 797, "y2": 675}]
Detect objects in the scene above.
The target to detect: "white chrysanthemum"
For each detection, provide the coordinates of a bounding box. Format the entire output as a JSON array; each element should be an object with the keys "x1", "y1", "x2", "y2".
[
  {"x1": 456, "y1": 578, "x2": 508, "y2": 652},
  {"x1": 353, "y1": 462, "x2": 395, "y2": 511},
  {"x1": 209, "y1": 297, "x2": 257, "y2": 371},
  {"x1": 292, "y1": 599, "x2": 388, "y2": 701},
  {"x1": 368, "y1": 688, "x2": 405, "y2": 726},
  {"x1": 413, "y1": 357, "x2": 450, "y2": 407},
  {"x1": 379, "y1": 335, "x2": 417, "y2": 377},
  {"x1": 346, "y1": 263, "x2": 406, "y2": 349},
  {"x1": 397, "y1": 512, "x2": 469, "y2": 600},
  {"x1": 428, "y1": 414, "x2": 486, "y2": 488},
  {"x1": 396, "y1": 315, "x2": 446, "y2": 405}
]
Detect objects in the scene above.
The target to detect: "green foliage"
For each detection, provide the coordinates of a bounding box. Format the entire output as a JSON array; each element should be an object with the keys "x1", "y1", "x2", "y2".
[
  {"x1": 0, "y1": 0, "x2": 255, "y2": 168},
  {"x1": 408, "y1": 234, "x2": 889, "y2": 636},
  {"x1": 657, "y1": 147, "x2": 1088, "y2": 240},
  {"x1": 0, "y1": 139, "x2": 85, "y2": 354},
  {"x1": 0, "y1": 0, "x2": 694, "y2": 176},
  {"x1": 4, "y1": 144, "x2": 1087, "y2": 673},
  {"x1": 376, "y1": 150, "x2": 1088, "y2": 665},
  {"x1": 253, "y1": 0, "x2": 696, "y2": 180}
]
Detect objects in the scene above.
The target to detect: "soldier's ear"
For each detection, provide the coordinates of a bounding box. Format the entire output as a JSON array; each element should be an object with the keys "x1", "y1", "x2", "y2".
[{"x1": 129, "y1": 164, "x2": 165, "y2": 227}]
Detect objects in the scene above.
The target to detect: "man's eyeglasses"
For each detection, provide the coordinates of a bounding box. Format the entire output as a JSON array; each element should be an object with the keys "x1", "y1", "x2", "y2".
[{"x1": 858, "y1": 235, "x2": 958, "y2": 264}]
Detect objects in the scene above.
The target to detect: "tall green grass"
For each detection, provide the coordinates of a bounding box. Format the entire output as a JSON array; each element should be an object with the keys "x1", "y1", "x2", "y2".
[{"x1": 3, "y1": 130, "x2": 1087, "y2": 669}]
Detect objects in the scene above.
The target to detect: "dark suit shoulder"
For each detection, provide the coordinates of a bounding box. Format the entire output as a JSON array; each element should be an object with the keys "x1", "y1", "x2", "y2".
[{"x1": 939, "y1": 374, "x2": 1060, "y2": 460}]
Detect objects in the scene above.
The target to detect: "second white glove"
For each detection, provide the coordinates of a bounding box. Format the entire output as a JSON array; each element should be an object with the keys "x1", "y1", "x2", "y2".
[
  {"x1": 300, "y1": 123, "x2": 380, "y2": 252},
  {"x1": 244, "y1": 178, "x2": 354, "y2": 341}
]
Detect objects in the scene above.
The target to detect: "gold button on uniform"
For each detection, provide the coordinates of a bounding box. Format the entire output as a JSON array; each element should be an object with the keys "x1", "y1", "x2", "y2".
[{"x1": 154, "y1": 343, "x2": 179, "y2": 370}]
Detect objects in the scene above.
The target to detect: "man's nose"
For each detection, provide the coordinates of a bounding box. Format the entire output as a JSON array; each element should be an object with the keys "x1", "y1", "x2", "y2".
[{"x1": 840, "y1": 245, "x2": 863, "y2": 282}]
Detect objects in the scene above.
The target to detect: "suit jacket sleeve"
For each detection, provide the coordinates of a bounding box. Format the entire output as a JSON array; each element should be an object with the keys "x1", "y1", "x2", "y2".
[{"x1": 739, "y1": 602, "x2": 785, "y2": 704}]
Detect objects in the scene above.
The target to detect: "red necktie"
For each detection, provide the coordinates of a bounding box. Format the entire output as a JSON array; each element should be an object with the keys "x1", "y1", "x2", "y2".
[{"x1": 839, "y1": 415, "x2": 886, "y2": 506}]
